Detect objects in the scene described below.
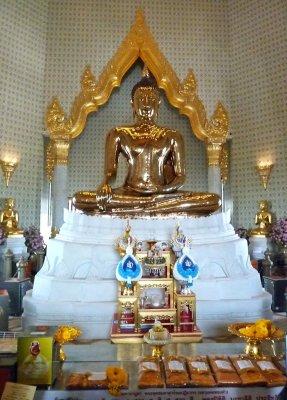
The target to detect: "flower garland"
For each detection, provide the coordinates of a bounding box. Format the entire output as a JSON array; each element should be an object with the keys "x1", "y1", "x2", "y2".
[{"x1": 106, "y1": 366, "x2": 128, "y2": 396}]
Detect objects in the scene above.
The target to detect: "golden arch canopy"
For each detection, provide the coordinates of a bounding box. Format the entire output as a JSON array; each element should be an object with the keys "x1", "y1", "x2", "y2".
[{"x1": 45, "y1": 10, "x2": 229, "y2": 180}]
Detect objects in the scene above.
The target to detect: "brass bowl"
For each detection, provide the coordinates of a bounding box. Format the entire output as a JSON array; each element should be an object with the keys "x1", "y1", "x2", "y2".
[{"x1": 228, "y1": 322, "x2": 285, "y2": 359}]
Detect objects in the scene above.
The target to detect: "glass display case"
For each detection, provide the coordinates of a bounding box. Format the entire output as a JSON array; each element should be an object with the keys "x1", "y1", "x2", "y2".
[{"x1": 33, "y1": 340, "x2": 286, "y2": 399}]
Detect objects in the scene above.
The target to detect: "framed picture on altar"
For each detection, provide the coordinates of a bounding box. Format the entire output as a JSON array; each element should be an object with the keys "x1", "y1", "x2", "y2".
[{"x1": 136, "y1": 278, "x2": 174, "y2": 309}]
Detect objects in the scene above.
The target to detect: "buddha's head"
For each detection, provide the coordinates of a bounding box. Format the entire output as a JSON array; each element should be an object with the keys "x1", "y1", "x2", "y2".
[
  {"x1": 131, "y1": 75, "x2": 160, "y2": 122},
  {"x1": 5, "y1": 198, "x2": 15, "y2": 209},
  {"x1": 259, "y1": 200, "x2": 269, "y2": 211}
]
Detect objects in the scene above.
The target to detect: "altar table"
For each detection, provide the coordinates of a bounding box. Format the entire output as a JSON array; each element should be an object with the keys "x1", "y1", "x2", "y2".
[{"x1": 34, "y1": 340, "x2": 285, "y2": 400}]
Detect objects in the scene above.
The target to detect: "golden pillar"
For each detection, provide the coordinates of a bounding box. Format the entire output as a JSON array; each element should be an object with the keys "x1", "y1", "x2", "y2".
[
  {"x1": 45, "y1": 99, "x2": 73, "y2": 232},
  {"x1": 206, "y1": 142, "x2": 223, "y2": 198}
]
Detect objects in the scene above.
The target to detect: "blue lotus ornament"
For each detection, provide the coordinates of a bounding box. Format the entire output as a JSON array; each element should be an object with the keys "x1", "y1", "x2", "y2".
[
  {"x1": 173, "y1": 246, "x2": 199, "y2": 285},
  {"x1": 116, "y1": 245, "x2": 142, "y2": 285}
]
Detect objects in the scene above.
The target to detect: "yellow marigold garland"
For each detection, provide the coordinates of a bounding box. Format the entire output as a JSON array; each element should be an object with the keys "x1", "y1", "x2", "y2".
[
  {"x1": 239, "y1": 319, "x2": 284, "y2": 340},
  {"x1": 106, "y1": 366, "x2": 128, "y2": 397}
]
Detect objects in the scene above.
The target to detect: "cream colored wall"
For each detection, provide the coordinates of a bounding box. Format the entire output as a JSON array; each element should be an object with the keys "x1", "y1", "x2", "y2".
[
  {"x1": 44, "y1": 0, "x2": 230, "y2": 197},
  {"x1": 228, "y1": 0, "x2": 287, "y2": 228},
  {"x1": 0, "y1": 0, "x2": 48, "y2": 227}
]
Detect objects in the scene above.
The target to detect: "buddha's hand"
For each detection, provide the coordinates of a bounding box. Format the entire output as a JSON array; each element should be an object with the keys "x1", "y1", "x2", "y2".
[{"x1": 96, "y1": 183, "x2": 113, "y2": 211}]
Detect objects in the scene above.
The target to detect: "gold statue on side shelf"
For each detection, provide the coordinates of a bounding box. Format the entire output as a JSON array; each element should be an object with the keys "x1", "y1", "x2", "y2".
[
  {"x1": 249, "y1": 200, "x2": 273, "y2": 237},
  {"x1": 0, "y1": 197, "x2": 23, "y2": 236},
  {"x1": 74, "y1": 70, "x2": 220, "y2": 216}
]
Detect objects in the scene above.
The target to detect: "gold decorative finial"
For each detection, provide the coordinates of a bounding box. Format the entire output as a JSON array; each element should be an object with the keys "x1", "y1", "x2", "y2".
[
  {"x1": 135, "y1": 8, "x2": 145, "y2": 24},
  {"x1": 142, "y1": 65, "x2": 150, "y2": 78},
  {"x1": 124, "y1": 220, "x2": 131, "y2": 237},
  {"x1": 81, "y1": 66, "x2": 97, "y2": 92},
  {"x1": 116, "y1": 221, "x2": 137, "y2": 256}
]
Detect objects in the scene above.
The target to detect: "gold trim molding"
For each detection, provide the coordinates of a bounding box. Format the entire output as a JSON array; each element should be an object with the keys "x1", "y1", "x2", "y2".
[
  {"x1": 220, "y1": 143, "x2": 229, "y2": 184},
  {"x1": 45, "y1": 9, "x2": 229, "y2": 180},
  {"x1": 45, "y1": 141, "x2": 55, "y2": 182},
  {"x1": 206, "y1": 143, "x2": 223, "y2": 167}
]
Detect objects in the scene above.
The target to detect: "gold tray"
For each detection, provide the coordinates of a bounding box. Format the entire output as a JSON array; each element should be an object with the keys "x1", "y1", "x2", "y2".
[
  {"x1": 228, "y1": 322, "x2": 284, "y2": 359},
  {"x1": 228, "y1": 322, "x2": 284, "y2": 341}
]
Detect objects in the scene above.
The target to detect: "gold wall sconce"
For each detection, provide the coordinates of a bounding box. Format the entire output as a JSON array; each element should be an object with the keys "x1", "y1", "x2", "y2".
[
  {"x1": 0, "y1": 157, "x2": 19, "y2": 187},
  {"x1": 256, "y1": 161, "x2": 273, "y2": 190}
]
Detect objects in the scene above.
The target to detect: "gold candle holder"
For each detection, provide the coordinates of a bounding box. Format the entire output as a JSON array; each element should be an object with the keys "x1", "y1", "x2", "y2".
[
  {"x1": 0, "y1": 160, "x2": 18, "y2": 187},
  {"x1": 256, "y1": 162, "x2": 273, "y2": 190}
]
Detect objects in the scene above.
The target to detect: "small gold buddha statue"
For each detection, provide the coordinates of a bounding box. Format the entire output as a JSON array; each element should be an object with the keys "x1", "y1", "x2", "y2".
[
  {"x1": 249, "y1": 200, "x2": 273, "y2": 237},
  {"x1": 0, "y1": 198, "x2": 23, "y2": 236},
  {"x1": 73, "y1": 70, "x2": 220, "y2": 216}
]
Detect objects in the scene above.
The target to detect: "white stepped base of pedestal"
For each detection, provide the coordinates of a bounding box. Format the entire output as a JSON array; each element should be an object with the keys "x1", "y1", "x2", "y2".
[
  {"x1": 22, "y1": 210, "x2": 272, "y2": 339},
  {"x1": 23, "y1": 289, "x2": 272, "y2": 339},
  {"x1": 31, "y1": 275, "x2": 118, "y2": 302},
  {"x1": 197, "y1": 291, "x2": 273, "y2": 336},
  {"x1": 22, "y1": 290, "x2": 117, "y2": 339}
]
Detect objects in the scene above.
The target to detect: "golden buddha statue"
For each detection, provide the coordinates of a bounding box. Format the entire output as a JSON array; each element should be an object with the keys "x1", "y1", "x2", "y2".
[
  {"x1": 249, "y1": 200, "x2": 273, "y2": 237},
  {"x1": 73, "y1": 72, "x2": 220, "y2": 216},
  {"x1": 0, "y1": 198, "x2": 23, "y2": 236}
]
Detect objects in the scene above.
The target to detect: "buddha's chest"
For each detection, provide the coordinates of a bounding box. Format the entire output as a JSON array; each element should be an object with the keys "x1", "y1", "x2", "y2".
[
  {"x1": 122, "y1": 136, "x2": 171, "y2": 159},
  {"x1": 3, "y1": 211, "x2": 13, "y2": 219}
]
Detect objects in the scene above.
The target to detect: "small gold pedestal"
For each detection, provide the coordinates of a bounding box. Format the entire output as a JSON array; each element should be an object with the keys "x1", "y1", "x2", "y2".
[
  {"x1": 228, "y1": 322, "x2": 284, "y2": 360},
  {"x1": 59, "y1": 345, "x2": 67, "y2": 362},
  {"x1": 143, "y1": 332, "x2": 172, "y2": 358},
  {"x1": 152, "y1": 344, "x2": 165, "y2": 358},
  {"x1": 244, "y1": 339, "x2": 262, "y2": 359}
]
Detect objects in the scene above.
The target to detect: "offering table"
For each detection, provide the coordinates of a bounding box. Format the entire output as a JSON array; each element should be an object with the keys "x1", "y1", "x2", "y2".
[{"x1": 33, "y1": 340, "x2": 285, "y2": 399}]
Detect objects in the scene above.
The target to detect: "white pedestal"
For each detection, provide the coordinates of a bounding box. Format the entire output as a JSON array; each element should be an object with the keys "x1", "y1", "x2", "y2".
[
  {"x1": 23, "y1": 209, "x2": 272, "y2": 338},
  {"x1": 0, "y1": 236, "x2": 27, "y2": 281},
  {"x1": 208, "y1": 165, "x2": 222, "y2": 197},
  {"x1": 249, "y1": 236, "x2": 268, "y2": 260},
  {"x1": 51, "y1": 165, "x2": 68, "y2": 229},
  {"x1": 5, "y1": 236, "x2": 26, "y2": 257}
]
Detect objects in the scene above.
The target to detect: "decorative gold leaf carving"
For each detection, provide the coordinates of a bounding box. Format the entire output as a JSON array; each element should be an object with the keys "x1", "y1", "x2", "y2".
[
  {"x1": 220, "y1": 143, "x2": 229, "y2": 183},
  {"x1": 45, "y1": 140, "x2": 55, "y2": 181},
  {"x1": 45, "y1": 8, "x2": 229, "y2": 163},
  {"x1": 46, "y1": 98, "x2": 71, "y2": 138},
  {"x1": 206, "y1": 142, "x2": 223, "y2": 167},
  {"x1": 179, "y1": 69, "x2": 197, "y2": 98},
  {"x1": 81, "y1": 66, "x2": 97, "y2": 92},
  {"x1": 206, "y1": 102, "x2": 229, "y2": 144}
]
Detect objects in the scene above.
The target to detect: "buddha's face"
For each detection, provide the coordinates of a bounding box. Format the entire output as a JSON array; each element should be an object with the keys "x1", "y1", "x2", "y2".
[
  {"x1": 259, "y1": 200, "x2": 268, "y2": 211},
  {"x1": 5, "y1": 198, "x2": 14, "y2": 208},
  {"x1": 132, "y1": 87, "x2": 160, "y2": 121}
]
